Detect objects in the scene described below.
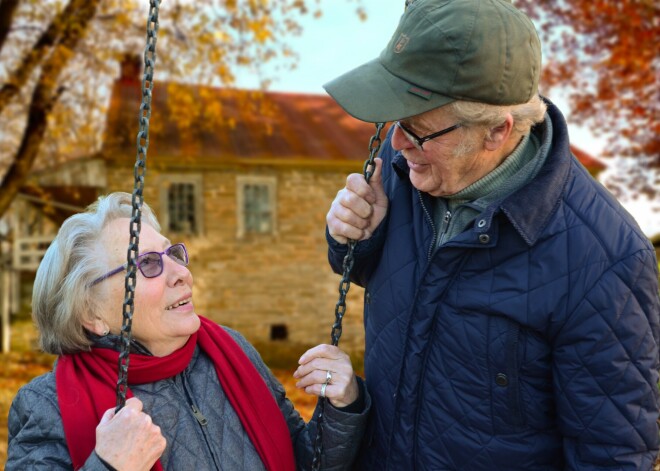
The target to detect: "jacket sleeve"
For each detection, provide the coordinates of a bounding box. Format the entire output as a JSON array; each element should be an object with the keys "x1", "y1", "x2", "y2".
[
  {"x1": 295, "y1": 379, "x2": 370, "y2": 471},
  {"x1": 325, "y1": 140, "x2": 395, "y2": 288},
  {"x1": 326, "y1": 130, "x2": 395, "y2": 288},
  {"x1": 326, "y1": 220, "x2": 388, "y2": 288},
  {"x1": 552, "y1": 248, "x2": 660, "y2": 469},
  {"x1": 224, "y1": 328, "x2": 371, "y2": 471},
  {"x1": 7, "y1": 377, "x2": 109, "y2": 471}
]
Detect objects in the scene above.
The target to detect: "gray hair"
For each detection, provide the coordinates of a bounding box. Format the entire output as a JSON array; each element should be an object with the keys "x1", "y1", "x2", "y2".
[
  {"x1": 32, "y1": 192, "x2": 160, "y2": 354},
  {"x1": 447, "y1": 94, "x2": 547, "y2": 157}
]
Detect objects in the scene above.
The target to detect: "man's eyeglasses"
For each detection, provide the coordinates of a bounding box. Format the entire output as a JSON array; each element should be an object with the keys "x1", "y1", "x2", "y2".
[
  {"x1": 89, "y1": 243, "x2": 189, "y2": 287},
  {"x1": 395, "y1": 121, "x2": 462, "y2": 150}
]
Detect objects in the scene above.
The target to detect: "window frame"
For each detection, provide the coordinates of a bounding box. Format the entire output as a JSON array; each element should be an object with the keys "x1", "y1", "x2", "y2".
[
  {"x1": 158, "y1": 174, "x2": 204, "y2": 236},
  {"x1": 236, "y1": 175, "x2": 277, "y2": 238}
]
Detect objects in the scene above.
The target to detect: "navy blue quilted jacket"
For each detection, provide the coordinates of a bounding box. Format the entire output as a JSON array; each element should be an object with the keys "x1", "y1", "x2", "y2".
[{"x1": 327, "y1": 102, "x2": 660, "y2": 470}]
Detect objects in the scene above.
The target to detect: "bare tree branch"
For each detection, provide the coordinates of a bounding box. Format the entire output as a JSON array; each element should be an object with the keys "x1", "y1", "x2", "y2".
[
  {"x1": 0, "y1": 0, "x2": 20, "y2": 52},
  {"x1": 0, "y1": 0, "x2": 102, "y2": 217},
  {"x1": 0, "y1": 0, "x2": 100, "y2": 115}
]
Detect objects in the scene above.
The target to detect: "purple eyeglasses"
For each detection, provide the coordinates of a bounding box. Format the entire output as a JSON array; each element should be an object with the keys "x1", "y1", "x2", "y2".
[{"x1": 89, "y1": 243, "x2": 189, "y2": 287}]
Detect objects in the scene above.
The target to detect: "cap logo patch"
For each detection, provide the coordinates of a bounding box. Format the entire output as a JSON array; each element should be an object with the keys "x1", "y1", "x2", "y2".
[
  {"x1": 407, "y1": 85, "x2": 432, "y2": 100},
  {"x1": 394, "y1": 34, "x2": 410, "y2": 53}
]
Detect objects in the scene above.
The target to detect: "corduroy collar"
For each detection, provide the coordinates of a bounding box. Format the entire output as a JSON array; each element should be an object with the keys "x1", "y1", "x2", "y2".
[{"x1": 498, "y1": 99, "x2": 571, "y2": 246}]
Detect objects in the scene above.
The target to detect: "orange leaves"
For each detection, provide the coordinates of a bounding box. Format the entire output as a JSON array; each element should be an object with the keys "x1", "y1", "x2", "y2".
[
  {"x1": 516, "y1": 0, "x2": 660, "y2": 178},
  {"x1": 248, "y1": 18, "x2": 273, "y2": 44},
  {"x1": 0, "y1": 0, "x2": 367, "y2": 217}
]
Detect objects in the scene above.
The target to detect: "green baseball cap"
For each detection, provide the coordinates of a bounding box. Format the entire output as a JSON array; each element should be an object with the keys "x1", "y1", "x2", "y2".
[{"x1": 324, "y1": 0, "x2": 541, "y2": 123}]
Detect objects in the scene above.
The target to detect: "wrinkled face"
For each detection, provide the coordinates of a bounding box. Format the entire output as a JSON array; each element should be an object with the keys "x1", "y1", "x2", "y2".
[
  {"x1": 391, "y1": 107, "x2": 493, "y2": 197},
  {"x1": 94, "y1": 218, "x2": 200, "y2": 356}
]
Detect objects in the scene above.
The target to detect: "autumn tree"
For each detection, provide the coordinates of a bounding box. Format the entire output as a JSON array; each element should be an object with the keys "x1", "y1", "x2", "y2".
[
  {"x1": 516, "y1": 0, "x2": 659, "y2": 200},
  {"x1": 0, "y1": 0, "x2": 365, "y2": 217}
]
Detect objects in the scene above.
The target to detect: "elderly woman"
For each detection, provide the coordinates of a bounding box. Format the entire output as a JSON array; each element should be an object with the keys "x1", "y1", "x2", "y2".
[{"x1": 7, "y1": 192, "x2": 369, "y2": 471}]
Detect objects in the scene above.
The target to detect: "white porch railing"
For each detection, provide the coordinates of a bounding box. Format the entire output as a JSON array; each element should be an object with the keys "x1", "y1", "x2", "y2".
[{"x1": 13, "y1": 236, "x2": 53, "y2": 271}]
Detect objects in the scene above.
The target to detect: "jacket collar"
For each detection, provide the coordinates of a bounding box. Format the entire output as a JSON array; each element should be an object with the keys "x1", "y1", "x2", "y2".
[
  {"x1": 89, "y1": 331, "x2": 153, "y2": 355},
  {"x1": 499, "y1": 100, "x2": 571, "y2": 246},
  {"x1": 391, "y1": 98, "x2": 572, "y2": 247}
]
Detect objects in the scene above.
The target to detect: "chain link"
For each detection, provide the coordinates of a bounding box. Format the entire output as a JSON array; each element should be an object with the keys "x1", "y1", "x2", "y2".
[
  {"x1": 112, "y1": 0, "x2": 383, "y2": 461},
  {"x1": 330, "y1": 123, "x2": 383, "y2": 347},
  {"x1": 311, "y1": 122, "x2": 385, "y2": 470},
  {"x1": 116, "y1": 0, "x2": 161, "y2": 412}
]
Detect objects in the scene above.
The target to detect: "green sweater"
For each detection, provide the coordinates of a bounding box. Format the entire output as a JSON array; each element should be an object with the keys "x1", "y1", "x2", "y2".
[{"x1": 432, "y1": 115, "x2": 553, "y2": 249}]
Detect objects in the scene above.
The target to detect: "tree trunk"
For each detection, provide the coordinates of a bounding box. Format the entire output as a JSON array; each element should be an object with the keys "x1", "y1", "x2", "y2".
[
  {"x1": 0, "y1": 0, "x2": 98, "y2": 115},
  {"x1": 0, "y1": 0, "x2": 20, "y2": 52},
  {"x1": 0, "y1": 0, "x2": 102, "y2": 217}
]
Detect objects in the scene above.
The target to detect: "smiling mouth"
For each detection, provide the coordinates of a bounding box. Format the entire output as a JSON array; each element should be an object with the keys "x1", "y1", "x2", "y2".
[
  {"x1": 165, "y1": 298, "x2": 191, "y2": 310},
  {"x1": 407, "y1": 160, "x2": 427, "y2": 169}
]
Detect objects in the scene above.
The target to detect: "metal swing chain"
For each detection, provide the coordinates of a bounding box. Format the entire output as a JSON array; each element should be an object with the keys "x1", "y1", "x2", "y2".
[
  {"x1": 330, "y1": 123, "x2": 385, "y2": 347},
  {"x1": 116, "y1": 0, "x2": 161, "y2": 411},
  {"x1": 311, "y1": 122, "x2": 385, "y2": 470}
]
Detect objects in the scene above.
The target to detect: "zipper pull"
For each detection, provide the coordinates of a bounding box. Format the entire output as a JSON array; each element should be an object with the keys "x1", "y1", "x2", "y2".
[
  {"x1": 191, "y1": 404, "x2": 209, "y2": 426},
  {"x1": 444, "y1": 210, "x2": 452, "y2": 224}
]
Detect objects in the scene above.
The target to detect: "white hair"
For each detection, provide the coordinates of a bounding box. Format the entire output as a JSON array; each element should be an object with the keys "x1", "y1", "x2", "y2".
[
  {"x1": 447, "y1": 94, "x2": 547, "y2": 157},
  {"x1": 32, "y1": 192, "x2": 160, "y2": 354}
]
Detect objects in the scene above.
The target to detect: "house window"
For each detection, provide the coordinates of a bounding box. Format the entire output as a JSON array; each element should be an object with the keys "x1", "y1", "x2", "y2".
[
  {"x1": 167, "y1": 183, "x2": 196, "y2": 233},
  {"x1": 237, "y1": 176, "x2": 277, "y2": 237},
  {"x1": 244, "y1": 184, "x2": 271, "y2": 233},
  {"x1": 270, "y1": 324, "x2": 288, "y2": 341},
  {"x1": 158, "y1": 174, "x2": 203, "y2": 236}
]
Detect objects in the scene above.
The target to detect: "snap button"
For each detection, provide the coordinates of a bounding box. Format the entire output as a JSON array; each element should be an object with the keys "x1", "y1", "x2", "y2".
[
  {"x1": 479, "y1": 234, "x2": 490, "y2": 244},
  {"x1": 495, "y1": 373, "x2": 508, "y2": 387},
  {"x1": 477, "y1": 219, "x2": 487, "y2": 228}
]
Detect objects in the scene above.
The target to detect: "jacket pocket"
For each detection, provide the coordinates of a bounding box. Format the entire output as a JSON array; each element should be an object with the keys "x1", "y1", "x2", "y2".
[{"x1": 488, "y1": 315, "x2": 525, "y2": 431}]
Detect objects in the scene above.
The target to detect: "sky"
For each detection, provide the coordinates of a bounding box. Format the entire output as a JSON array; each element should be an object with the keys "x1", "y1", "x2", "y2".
[{"x1": 234, "y1": 1, "x2": 659, "y2": 237}]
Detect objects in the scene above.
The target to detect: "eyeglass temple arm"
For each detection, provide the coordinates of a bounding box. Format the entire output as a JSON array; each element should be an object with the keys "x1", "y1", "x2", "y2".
[{"x1": 89, "y1": 265, "x2": 127, "y2": 287}]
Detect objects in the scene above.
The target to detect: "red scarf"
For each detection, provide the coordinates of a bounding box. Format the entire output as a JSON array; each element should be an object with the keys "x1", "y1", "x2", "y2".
[{"x1": 56, "y1": 316, "x2": 295, "y2": 470}]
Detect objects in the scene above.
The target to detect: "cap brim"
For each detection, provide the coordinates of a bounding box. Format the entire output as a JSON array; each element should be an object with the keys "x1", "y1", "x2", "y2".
[{"x1": 323, "y1": 58, "x2": 454, "y2": 123}]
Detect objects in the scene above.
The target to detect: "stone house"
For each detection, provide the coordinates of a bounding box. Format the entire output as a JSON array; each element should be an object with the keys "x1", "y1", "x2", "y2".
[
  {"x1": 8, "y1": 60, "x2": 382, "y2": 353},
  {"x1": 3, "y1": 59, "x2": 606, "y2": 354}
]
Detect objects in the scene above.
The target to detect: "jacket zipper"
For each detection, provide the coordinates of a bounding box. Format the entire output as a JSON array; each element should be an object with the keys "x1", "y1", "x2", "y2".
[
  {"x1": 417, "y1": 190, "x2": 437, "y2": 261},
  {"x1": 438, "y1": 210, "x2": 452, "y2": 247},
  {"x1": 191, "y1": 403, "x2": 208, "y2": 426},
  {"x1": 180, "y1": 373, "x2": 221, "y2": 470},
  {"x1": 389, "y1": 190, "x2": 438, "y2": 471},
  {"x1": 412, "y1": 254, "x2": 471, "y2": 469},
  {"x1": 182, "y1": 375, "x2": 209, "y2": 426},
  {"x1": 391, "y1": 190, "x2": 455, "y2": 468}
]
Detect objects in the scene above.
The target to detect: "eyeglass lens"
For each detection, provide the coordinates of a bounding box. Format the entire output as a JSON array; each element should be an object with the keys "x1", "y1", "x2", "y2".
[
  {"x1": 137, "y1": 244, "x2": 188, "y2": 278},
  {"x1": 395, "y1": 122, "x2": 423, "y2": 150},
  {"x1": 399, "y1": 124, "x2": 422, "y2": 149}
]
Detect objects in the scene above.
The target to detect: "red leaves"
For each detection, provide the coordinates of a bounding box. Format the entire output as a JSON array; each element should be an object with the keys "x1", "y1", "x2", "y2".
[{"x1": 517, "y1": 0, "x2": 660, "y2": 190}]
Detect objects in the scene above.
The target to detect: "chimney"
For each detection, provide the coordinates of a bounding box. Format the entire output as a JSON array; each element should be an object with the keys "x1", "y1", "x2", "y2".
[{"x1": 119, "y1": 54, "x2": 142, "y2": 83}]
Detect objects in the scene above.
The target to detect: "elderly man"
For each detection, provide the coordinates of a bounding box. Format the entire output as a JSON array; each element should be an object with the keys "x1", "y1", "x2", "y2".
[{"x1": 324, "y1": 0, "x2": 660, "y2": 469}]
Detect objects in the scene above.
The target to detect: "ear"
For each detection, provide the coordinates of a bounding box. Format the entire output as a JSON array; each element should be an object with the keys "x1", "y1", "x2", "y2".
[
  {"x1": 484, "y1": 114, "x2": 514, "y2": 151},
  {"x1": 82, "y1": 316, "x2": 109, "y2": 336}
]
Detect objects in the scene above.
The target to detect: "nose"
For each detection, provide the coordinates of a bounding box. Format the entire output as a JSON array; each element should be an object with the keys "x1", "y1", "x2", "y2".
[
  {"x1": 391, "y1": 122, "x2": 415, "y2": 152},
  {"x1": 164, "y1": 254, "x2": 192, "y2": 286}
]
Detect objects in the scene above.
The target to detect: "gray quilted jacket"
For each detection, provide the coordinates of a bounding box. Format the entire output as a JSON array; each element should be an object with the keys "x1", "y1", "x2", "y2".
[{"x1": 6, "y1": 327, "x2": 370, "y2": 470}]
